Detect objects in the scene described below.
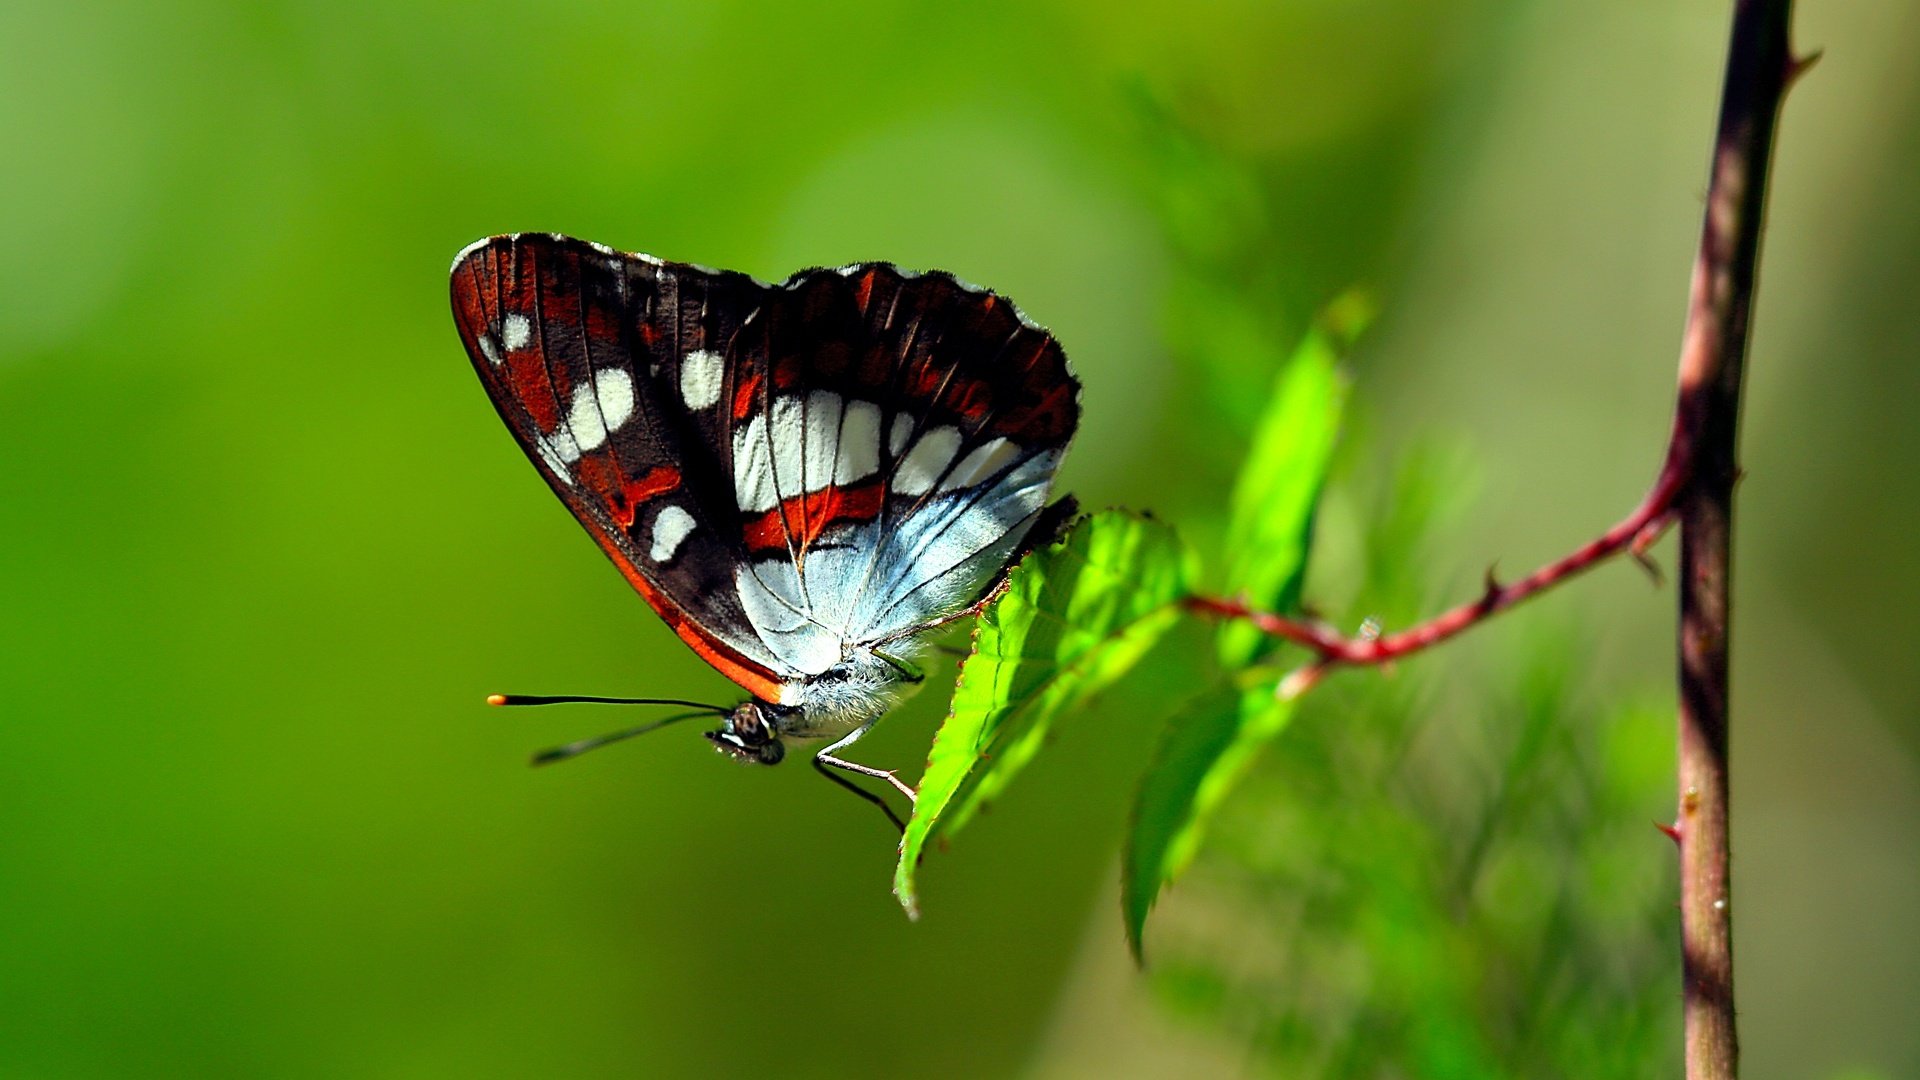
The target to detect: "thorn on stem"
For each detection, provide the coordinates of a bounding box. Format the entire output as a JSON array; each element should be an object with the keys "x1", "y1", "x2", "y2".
[
  {"x1": 1631, "y1": 510, "x2": 1676, "y2": 586},
  {"x1": 1481, "y1": 564, "x2": 1504, "y2": 606},
  {"x1": 1655, "y1": 820, "x2": 1683, "y2": 846},
  {"x1": 1633, "y1": 548, "x2": 1665, "y2": 587},
  {"x1": 1787, "y1": 48, "x2": 1823, "y2": 86}
]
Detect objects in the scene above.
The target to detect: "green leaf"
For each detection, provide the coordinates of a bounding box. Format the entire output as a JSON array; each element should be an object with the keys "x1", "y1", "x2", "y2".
[
  {"x1": 893, "y1": 510, "x2": 1197, "y2": 919},
  {"x1": 1124, "y1": 294, "x2": 1368, "y2": 959},
  {"x1": 1216, "y1": 293, "x2": 1369, "y2": 668},
  {"x1": 1124, "y1": 674, "x2": 1296, "y2": 961}
]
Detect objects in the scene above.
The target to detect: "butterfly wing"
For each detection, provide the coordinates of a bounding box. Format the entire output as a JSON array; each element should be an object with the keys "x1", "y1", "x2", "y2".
[
  {"x1": 453, "y1": 235, "x2": 1080, "y2": 702},
  {"x1": 720, "y1": 264, "x2": 1079, "y2": 672},
  {"x1": 449, "y1": 233, "x2": 795, "y2": 702}
]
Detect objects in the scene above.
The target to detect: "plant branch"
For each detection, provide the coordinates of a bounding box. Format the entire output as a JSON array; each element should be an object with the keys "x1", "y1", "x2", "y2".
[
  {"x1": 1186, "y1": 4, "x2": 1805, "y2": 691},
  {"x1": 1186, "y1": 467, "x2": 1679, "y2": 667},
  {"x1": 1193, "y1": 4, "x2": 1809, "y2": 1076},
  {"x1": 1673, "y1": 4, "x2": 1805, "y2": 1078}
]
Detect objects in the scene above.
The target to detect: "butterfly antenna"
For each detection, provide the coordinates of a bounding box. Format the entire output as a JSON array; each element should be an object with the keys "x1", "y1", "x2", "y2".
[
  {"x1": 524, "y1": 710, "x2": 721, "y2": 766},
  {"x1": 486, "y1": 695, "x2": 732, "y2": 766},
  {"x1": 487, "y1": 694, "x2": 729, "y2": 709}
]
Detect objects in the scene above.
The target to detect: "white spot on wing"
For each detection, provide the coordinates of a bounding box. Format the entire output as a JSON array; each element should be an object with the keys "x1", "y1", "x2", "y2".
[
  {"x1": 566, "y1": 385, "x2": 609, "y2": 453},
  {"x1": 889, "y1": 413, "x2": 913, "y2": 456},
  {"x1": 680, "y1": 349, "x2": 725, "y2": 410},
  {"x1": 477, "y1": 334, "x2": 501, "y2": 366},
  {"x1": 940, "y1": 437, "x2": 1018, "y2": 492},
  {"x1": 502, "y1": 314, "x2": 532, "y2": 351},
  {"x1": 594, "y1": 368, "x2": 635, "y2": 433},
  {"x1": 533, "y1": 430, "x2": 579, "y2": 481},
  {"x1": 894, "y1": 426, "x2": 961, "y2": 496},
  {"x1": 733, "y1": 414, "x2": 777, "y2": 512},
  {"x1": 649, "y1": 505, "x2": 696, "y2": 562},
  {"x1": 801, "y1": 391, "x2": 844, "y2": 492},
  {"x1": 770, "y1": 396, "x2": 806, "y2": 499},
  {"x1": 835, "y1": 401, "x2": 882, "y2": 484},
  {"x1": 556, "y1": 367, "x2": 636, "y2": 457}
]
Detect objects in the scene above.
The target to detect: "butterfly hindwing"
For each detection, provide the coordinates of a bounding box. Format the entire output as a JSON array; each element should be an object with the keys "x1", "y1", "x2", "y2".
[{"x1": 723, "y1": 265, "x2": 1079, "y2": 669}]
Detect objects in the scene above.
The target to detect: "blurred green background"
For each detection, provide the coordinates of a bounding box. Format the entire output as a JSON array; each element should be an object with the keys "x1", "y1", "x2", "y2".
[{"x1": 3, "y1": 1, "x2": 1916, "y2": 1077}]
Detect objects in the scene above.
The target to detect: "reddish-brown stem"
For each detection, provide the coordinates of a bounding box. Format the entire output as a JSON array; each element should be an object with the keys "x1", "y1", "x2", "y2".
[
  {"x1": 1672, "y1": 5, "x2": 1801, "y2": 1078},
  {"x1": 1193, "y1": 3, "x2": 1805, "y2": 1076},
  {"x1": 1186, "y1": 463, "x2": 1682, "y2": 665}
]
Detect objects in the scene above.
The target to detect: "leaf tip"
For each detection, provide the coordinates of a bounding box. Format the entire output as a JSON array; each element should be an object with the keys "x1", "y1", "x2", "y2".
[
  {"x1": 892, "y1": 878, "x2": 922, "y2": 921},
  {"x1": 1319, "y1": 287, "x2": 1377, "y2": 346},
  {"x1": 1124, "y1": 916, "x2": 1148, "y2": 967}
]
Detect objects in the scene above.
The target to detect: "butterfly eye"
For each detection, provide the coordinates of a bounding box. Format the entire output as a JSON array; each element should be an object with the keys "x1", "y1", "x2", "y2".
[{"x1": 704, "y1": 727, "x2": 785, "y2": 766}]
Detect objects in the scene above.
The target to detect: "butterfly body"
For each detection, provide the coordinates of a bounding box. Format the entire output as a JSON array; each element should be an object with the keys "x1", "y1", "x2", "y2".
[{"x1": 451, "y1": 233, "x2": 1078, "y2": 789}]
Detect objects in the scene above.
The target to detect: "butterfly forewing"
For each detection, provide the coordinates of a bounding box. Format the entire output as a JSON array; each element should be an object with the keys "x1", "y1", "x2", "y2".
[
  {"x1": 452, "y1": 234, "x2": 1079, "y2": 701},
  {"x1": 451, "y1": 234, "x2": 792, "y2": 700}
]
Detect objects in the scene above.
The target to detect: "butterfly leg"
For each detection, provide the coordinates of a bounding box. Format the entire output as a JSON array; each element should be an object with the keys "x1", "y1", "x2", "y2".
[
  {"x1": 810, "y1": 758, "x2": 907, "y2": 835},
  {"x1": 872, "y1": 648, "x2": 925, "y2": 684},
  {"x1": 814, "y1": 723, "x2": 918, "y2": 804}
]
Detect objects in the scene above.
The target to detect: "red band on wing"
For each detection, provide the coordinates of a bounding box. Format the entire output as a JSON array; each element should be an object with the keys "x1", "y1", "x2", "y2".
[
  {"x1": 731, "y1": 371, "x2": 763, "y2": 420},
  {"x1": 743, "y1": 483, "x2": 886, "y2": 554},
  {"x1": 576, "y1": 459, "x2": 683, "y2": 530},
  {"x1": 621, "y1": 465, "x2": 682, "y2": 506}
]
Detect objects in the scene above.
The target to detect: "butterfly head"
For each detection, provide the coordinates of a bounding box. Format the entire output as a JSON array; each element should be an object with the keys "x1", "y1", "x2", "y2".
[{"x1": 705, "y1": 700, "x2": 790, "y2": 766}]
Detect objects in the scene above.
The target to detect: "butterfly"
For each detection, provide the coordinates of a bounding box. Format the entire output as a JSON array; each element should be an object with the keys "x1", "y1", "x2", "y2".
[{"x1": 450, "y1": 233, "x2": 1079, "y2": 818}]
